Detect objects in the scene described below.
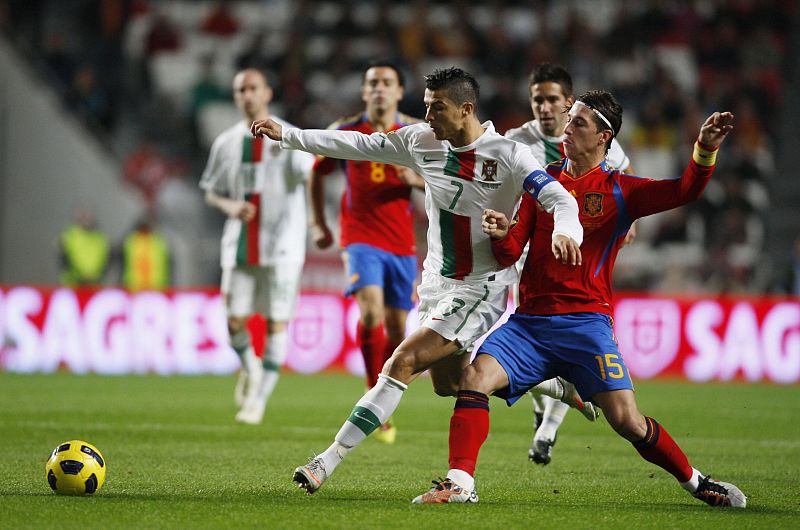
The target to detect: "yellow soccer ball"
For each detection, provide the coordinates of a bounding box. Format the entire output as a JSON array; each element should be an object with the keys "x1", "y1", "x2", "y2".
[{"x1": 45, "y1": 440, "x2": 106, "y2": 495}]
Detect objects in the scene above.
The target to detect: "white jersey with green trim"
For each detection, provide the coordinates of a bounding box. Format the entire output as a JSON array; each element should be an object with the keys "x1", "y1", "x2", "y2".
[
  {"x1": 200, "y1": 119, "x2": 315, "y2": 268},
  {"x1": 281, "y1": 121, "x2": 582, "y2": 284},
  {"x1": 505, "y1": 119, "x2": 630, "y2": 169}
]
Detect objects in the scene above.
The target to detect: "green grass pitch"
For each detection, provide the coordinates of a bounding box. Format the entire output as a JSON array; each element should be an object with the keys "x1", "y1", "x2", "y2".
[{"x1": 0, "y1": 371, "x2": 798, "y2": 529}]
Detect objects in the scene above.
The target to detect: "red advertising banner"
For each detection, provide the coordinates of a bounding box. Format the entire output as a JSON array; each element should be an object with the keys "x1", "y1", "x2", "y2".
[
  {"x1": 614, "y1": 295, "x2": 800, "y2": 383},
  {"x1": 1, "y1": 286, "x2": 798, "y2": 383}
]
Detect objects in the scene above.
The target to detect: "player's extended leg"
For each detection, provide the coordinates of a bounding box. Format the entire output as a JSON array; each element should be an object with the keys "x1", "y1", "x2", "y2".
[
  {"x1": 293, "y1": 327, "x2": 460, "y2": 494},
  {"x1": 529, "y1": 396, "x2": 570, "y2": 465},
  {"x1": 412, "y1": 353, "x2": 508, "y2": 504},
  {"x1": 236, "y1": 320, "x2": 289, "y2": 425},
  {"x1": 592, "y1": 389, "x2": 746, "y2": 508}
]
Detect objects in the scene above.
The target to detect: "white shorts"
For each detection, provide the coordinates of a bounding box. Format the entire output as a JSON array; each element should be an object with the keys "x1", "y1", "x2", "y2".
[
  {"x1": 416, "y1": 269, "x2": 510, "y2": 354},
  {"x1": 221, "y1": 264, "x2": 302, "y2": 321}
]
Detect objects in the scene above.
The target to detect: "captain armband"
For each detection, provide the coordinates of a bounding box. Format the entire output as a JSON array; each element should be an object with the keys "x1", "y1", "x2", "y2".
[{"x1": 692, "y1": 141, "x2": 718, "y2": 167}]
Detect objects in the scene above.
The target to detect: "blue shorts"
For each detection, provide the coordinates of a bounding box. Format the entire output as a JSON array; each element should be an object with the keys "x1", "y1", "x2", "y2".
[
  {"x1": 343, "y1": 244, "x2": 417, "y2": 310},
  {"x1": 479, "y1": 312, "x2": 634, "y2": 405}
]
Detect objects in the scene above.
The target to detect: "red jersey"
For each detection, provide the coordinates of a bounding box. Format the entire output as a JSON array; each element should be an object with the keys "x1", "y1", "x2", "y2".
[
  {"x1": 492, "y1": 155, "x2": 716, "y2": 315},
  {"x1": 313, "y1": 112, "x2": 418, "y2": 256}
]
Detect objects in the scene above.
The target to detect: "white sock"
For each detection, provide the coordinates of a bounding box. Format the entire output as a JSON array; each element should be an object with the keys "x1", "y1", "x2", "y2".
[
  {"x1": 530, "y1": 378, "x2": 564, "y2": 400},
  {"x1": 532, "y1": 393, "x2": 546, "y2": 415},
  {"x1": 254, "y1": 369, "x2": 279, "y2": 408},
  {"x1": 318, "y1": 441, "x2": 351, "y2": 475},
  {"x1": 262, "y1": 330, "x2": 288, "y2": 371},
  {"x1": 534, "y1": 397, "x2": 570, "y2": 442},
  {"x1": 242, "y1": 347, "x2": 259, "y2": 374},
  {"x1": 447, "y1": 468, "x2": 475, "y2": 492},
  {"x1": 338, "y1": 374, "x2": 407, "y2": 444},
  {"x1": 680, "y1": 467, "x2": 702, "y2": 493},
  {"x1": 322, "y1": 375, "x2": 407, "y2": 469}
]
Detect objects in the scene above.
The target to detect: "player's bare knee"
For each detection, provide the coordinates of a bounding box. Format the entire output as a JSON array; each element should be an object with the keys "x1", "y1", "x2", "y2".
[
  {"x1": 607, "y1": 412, "x2": 645, "y2": 440},
  {"x1": 382, "y1": 348, "x2": 417, "y2": 382},
  {"x1": 459, "y1": 364, "x2": 482, "y2": 389},
  {"x1": 431, "y1": 377, "x2": 458, "y2": 397}
]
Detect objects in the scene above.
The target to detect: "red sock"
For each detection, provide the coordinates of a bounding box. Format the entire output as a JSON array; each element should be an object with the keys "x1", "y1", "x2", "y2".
[
  {"x1": 448, "y1": 391, "x2": 490, "y2": 476},
  {"x1": 357, "y1": 322, "x2": 386, "y2": 388},
  {"x1": 632, "y1": 416, "x2": 692, "y2": 482}
]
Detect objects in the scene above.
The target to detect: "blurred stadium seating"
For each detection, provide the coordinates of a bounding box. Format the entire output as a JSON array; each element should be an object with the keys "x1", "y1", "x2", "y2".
[{"x1": 0, "y1": 0, "x2": 797, "y2": 294}]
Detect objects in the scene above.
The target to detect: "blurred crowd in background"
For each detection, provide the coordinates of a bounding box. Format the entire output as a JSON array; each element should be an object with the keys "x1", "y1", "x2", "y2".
[{"x1": 1, "y1": 0, "x2": 797, "y2": 294}]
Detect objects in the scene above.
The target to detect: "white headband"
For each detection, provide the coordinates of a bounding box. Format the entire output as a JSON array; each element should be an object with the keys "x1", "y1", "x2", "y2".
[{"x1": 572, "y1": 100, "x2": 614, "y2": 135}]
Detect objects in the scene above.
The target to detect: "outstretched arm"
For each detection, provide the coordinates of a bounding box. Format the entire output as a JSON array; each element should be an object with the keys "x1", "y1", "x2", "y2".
[
  {"x1": 252, "y1": 119, "x2": 414, "y2": 167},
  {"x1": 625, "y1": 111, "x2": 734, "y2": 219}
]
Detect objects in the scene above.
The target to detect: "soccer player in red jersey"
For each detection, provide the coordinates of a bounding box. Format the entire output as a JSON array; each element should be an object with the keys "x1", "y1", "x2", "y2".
[
  {"x1": 413, "y1": 91, "x2": 747, "y2": 508},
  {"x1": 308, "y1": 61, "x2": 423, "y2": 443},
  {"x1": 507, "y1": 63, "x2": 636, "y2": 465}
]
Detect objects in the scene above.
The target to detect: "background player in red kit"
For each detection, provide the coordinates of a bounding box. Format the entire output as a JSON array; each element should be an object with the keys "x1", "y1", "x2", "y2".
[
  {"x1": 413, "y1": 91, "x2": 747, "y2": 509},
  {"x1": 308, "y1": 61, "x2": 423, "y2": 443}
]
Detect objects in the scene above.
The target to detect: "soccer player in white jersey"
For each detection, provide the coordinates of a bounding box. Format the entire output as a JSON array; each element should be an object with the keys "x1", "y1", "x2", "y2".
[
  {"x1": 505, "y1": 64, "x2": 634, "y2": 465},
  {"x1": 252, "y1": 67, "x2": 595, "y2": 495},
  {"x1": 200, "y1": 69, "x2": 315, "y2": 424}
]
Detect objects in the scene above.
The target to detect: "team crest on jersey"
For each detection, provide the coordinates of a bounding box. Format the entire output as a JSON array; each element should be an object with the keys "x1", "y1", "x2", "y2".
[
  {"x1": 583, "y1": 192, "x2": 604, "y2": 217},
  {"x1": 270, "y1": 144, "x2": 281, "y2": 157},
  {"x1": 481, "y1": 160, "x2": 498, "y2": 180},
  {"x1": 478, "y1": 160, "x2": 501, "y2": 189}
]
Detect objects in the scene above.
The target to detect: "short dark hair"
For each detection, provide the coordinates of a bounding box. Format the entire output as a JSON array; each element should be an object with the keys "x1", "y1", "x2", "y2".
[
  {"x1": 363, "y1": 59, "x2": 405, "y2": 87},
  {"x1": 575, "y1": 90, "x2": 623, "y2": 153},
  {"x1": 424, "y1": 67, "x2": 480, "y2": 105},
  {"x1": 529, "y1": 63, "x2": 573, "y2": 97}
]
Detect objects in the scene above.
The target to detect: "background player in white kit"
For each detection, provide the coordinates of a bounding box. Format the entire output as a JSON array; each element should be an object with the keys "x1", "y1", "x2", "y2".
[
  {"x1": 252, "y1": 67, "x2": 593, "y2": 495},
  {"x1": 505, "y1": 63, "x2": 633, "y2": 465},
  {"x1": 200, "y1": 68, "x2": 315, "y2": 424}
]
